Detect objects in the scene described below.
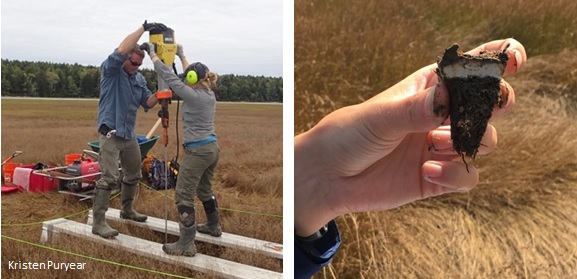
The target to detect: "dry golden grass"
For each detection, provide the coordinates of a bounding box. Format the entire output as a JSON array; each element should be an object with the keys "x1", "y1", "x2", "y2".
[
  {"x1": 1, "y1": 100, "x2": 282, "y2": 278},
  {"x1": 295, "y1": 0, "x2": 577, "y2": 134},
  {"x1": 296, "y1": 0, "x2": 577, "y2": 278}
]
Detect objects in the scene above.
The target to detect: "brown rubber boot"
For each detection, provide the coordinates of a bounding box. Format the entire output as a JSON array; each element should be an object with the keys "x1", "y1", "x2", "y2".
[
  {"x1": 162, "y1": 223, "x2": 197, "y2": 256},
  {"x1": 119, "y1": 184, "x2": 147, "y2": 222},
  {"x1": 91, "y1": 188, "x2": 119, "y2": 238},
  {"x1": 162, "y1": 205, "x2": 197, "y2": 256},
  {"x1": 197, "y1": 197, "x2": 222, "y2": 237}
]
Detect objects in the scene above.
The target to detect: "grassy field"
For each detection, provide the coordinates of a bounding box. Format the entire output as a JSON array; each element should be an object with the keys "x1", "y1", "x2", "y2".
[
  {"x1": 1, "y1": 99, "x2": 282, "y2": 278},
  {"x1": 296, "y1": 0, "x2": 577, "y2": 278}
]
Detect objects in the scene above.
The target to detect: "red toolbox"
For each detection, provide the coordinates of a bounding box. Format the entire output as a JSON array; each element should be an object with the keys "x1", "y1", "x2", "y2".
[{"x1": 12, "y1": 164, "x2": 59, "y2": 192}]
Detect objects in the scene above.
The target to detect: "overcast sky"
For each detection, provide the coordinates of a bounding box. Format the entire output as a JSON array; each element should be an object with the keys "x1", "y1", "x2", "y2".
[{"x1": 1, "y1": 0, "x2": 283, "y2": 77}]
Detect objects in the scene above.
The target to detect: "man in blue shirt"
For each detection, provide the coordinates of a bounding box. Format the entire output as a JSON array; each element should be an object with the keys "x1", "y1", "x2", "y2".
[{"x1": 92, "y1": 21, "x2": 167, "y2": 238}]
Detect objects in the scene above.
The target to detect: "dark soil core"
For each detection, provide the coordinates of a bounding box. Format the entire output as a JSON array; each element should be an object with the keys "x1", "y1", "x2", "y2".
[
  {"x1": 435, "y1": 44, "x2": 509, "y2": 171},
  {"x1": 445, "y1": 76, "x2": 502, "y2": 159}
]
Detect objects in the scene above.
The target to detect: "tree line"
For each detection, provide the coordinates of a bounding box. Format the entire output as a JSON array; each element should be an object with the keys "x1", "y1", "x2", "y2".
[{"x1": 1, "y1": 59, "x2": 283, "y2": 102}]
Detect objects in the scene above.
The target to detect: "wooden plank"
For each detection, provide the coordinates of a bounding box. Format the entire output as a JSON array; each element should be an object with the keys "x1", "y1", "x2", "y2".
[
  {"x1": 43, "y1": 218, "x2": 282, "y2": 279},
  {"x1": 87, "y1": 208, "x2": 283, "y2": 259},
  {"x1": 40, "y1": 218, "x2": 68, "y2": 243}
]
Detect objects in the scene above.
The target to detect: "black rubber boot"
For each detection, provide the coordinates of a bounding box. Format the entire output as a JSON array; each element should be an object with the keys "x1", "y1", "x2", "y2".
[
  {"x1": 197, "y1": 197, "x2": 222, "y2": 237},
  {"x1": 92, "y1": 188, "x2": 119, "y2": 238},
  {"x1": 162, "y1": 205, "x2": 197, "y2": 256},
  {"x1": 119, "y1": 184, "x2": 147, "y2": 222}
]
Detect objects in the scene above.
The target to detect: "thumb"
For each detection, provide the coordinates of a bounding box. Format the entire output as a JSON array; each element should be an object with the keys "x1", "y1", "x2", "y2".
[{"x1": 363, "y1": 84, "x2": 449, "y2": 140}]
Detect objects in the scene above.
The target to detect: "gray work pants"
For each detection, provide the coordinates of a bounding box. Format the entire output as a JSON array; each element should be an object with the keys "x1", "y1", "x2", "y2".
[
  {"x1": 96, "y1": 135, "x2": 142, "y2": 190},
  {"x1": 175, "y1": 141, "x2": 220, "y2": 207}
]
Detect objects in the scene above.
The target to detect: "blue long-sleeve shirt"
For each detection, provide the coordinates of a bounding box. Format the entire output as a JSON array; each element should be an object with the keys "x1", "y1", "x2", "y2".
[
  {"x1": 295, "y1": 220, "x2": 341, "y2": 279},
  {"x1": 97, "y1": 49, "x2": 153, "y2": 139}
]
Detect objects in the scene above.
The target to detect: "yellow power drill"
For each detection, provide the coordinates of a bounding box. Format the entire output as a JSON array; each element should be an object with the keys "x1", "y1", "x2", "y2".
[
  {"x1": 148, "y1": 27, "x2": 177, "y2": 147},
  {"x1": 145, "y1": 27, "x2": 180, "y2": 242},
  {"x1": 149, "y1": 27, "x2": 177, "y2": 71}
]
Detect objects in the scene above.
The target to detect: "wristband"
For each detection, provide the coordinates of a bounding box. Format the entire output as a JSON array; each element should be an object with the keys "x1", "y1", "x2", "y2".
[{"x1": 295, "y1": 223, "x2": 329, "y2": 242}]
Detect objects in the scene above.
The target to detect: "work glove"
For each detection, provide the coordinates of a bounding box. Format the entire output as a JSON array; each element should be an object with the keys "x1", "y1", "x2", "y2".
[
  {"x1": 176, "y1": 44, "x2": 186, "y2": 59},
  {"x1": 140, "y1": 42, "x2": 157, "y2": 58},
  {"x1": 142, "y1": 20, "x2": 167, "y2": 32}
]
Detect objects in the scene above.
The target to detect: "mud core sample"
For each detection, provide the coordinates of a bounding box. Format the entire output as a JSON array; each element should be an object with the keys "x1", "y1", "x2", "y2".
[{"x1": 435, "y1": 44, "x2": 509, "y2": 170}]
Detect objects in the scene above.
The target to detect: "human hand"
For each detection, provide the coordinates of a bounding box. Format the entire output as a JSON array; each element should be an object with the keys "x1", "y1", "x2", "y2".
[
  {"x1": 176, "y1": 44, "x2": 185, "y2": 59},
  {"x1": 142, "y1": 20, "x2": 167, "y2": 32},
  {"x1": 294, "y1": 38, "x2": 527, "y2": 236},
  {"x1": 140, "y1": 42, "x2": 156, "y2": 58}
]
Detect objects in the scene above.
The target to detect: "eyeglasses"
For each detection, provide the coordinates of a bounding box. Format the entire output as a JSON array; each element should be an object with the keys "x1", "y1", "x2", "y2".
[{"x1": 128, "y1": 58, "x2": 142, "y2": 67}]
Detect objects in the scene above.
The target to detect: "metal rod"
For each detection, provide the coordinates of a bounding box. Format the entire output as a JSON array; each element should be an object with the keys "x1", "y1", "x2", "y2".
[{"x1": 164, "y1": 139, "x2": 169, "y2": 243}]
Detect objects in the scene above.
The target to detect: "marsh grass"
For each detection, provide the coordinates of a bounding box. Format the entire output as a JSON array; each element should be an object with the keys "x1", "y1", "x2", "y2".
[
  {"x1": 295, "y1": 0, "x2": 577, "y2": 133},
  {"x1": 1, "y1": 100, "x2": 282, "y2": 278}
]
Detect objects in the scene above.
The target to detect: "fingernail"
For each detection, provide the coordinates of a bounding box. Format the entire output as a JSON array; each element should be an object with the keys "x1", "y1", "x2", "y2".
[
  {"x1": 513, "y1": 49, "x2": 522, "y2": 73},
  {"x1": 498, "y1": 81, "x2": 510, "y2": 108},
  {"x1": 501, "y1": 41, "x2": 511, "y2": 52},
  {"x1": 423, "y1": 162, "x2": 443, "y2": 182},
  {"x1": 504, "y1": 48, "x2": 522, "y2": 74},
  {"x1": 431, "y1": 130, "x2": 453, "y2": 150}
]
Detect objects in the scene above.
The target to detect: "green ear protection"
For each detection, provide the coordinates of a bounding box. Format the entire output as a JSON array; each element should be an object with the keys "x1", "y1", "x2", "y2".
[{"x1": 185, "y1": 62, "x2": 208, "y2": 85}]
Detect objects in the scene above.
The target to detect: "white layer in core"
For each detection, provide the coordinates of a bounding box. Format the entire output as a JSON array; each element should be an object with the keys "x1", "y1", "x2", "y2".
[{"x1": 441, "y1": 60, "x2": 504, "y2": 79}]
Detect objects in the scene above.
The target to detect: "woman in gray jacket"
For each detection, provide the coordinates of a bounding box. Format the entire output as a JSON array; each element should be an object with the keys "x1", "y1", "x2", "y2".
[{"x1": 142, "y1": 42, "x2": 221, "y2": 257}]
